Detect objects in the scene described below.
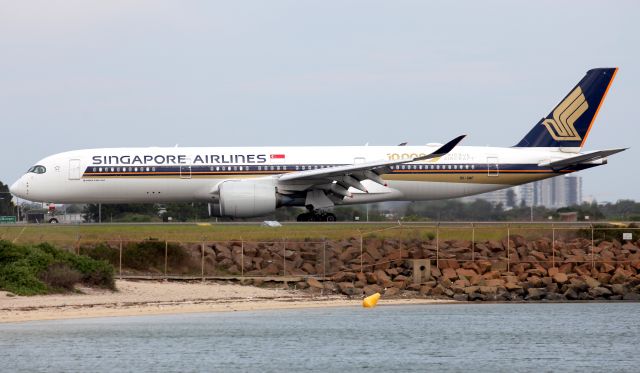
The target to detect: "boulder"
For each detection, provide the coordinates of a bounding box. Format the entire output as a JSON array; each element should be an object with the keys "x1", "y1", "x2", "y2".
[
  {"x1": 456, "y1": 268, "x2": 478, "y2": 279},
  {"x1": 568, "y1": 278, "x2": 588, "y2": 292},
  {"x1": 596, "y1": 273, "x2": 612, "y2": 284},
  {"x1": 262, "y1": 263, "x2": 280, "y2": 276},
  {"x1": 463, "y1": 286, "x2": 480, "y2": 295},
  {"x1": 307, "y1": 278, "x2": 324, "y2": 289},
  {"x1": 545, "y1": 292, "x2": 566, "y2": 301},
  {"x1": 611, "y1": 284, "x2": 627, "y2": 296},
  {"x1": 441, "y1": 268, "x2": 458, "y2": 282},
  {"x1": 623, "y1": 292, "x2": 640, "y2": 301},
  {"x1": 476, "y1": 260, "x2": 492, "y2": 274},
  {"x1": 331, "y1": 271, "x2": 356, "y2": 282},
  {"x1": 384, "y1": 287, "x2": 400, "y2": 296},
  {"x1": 527, "y1": 288, "x2": 547, "y2": 300},
  {"x1": 505, "y1": 282, "x2": 523, "y2": 291},
  {"x1": 301, "y1": 262, "x2": 316, "y2": 274},
  {"x1": 583, "y1": 276, "x2": 601, "y2": 289},
  {"x1": 552, "y1": 272, "x2": 569, "y2": 284},
  {"x1": 374, "y1": 270, "x2": 394, "y2": 287},
  {"x1": 296, "y1": 281, "x2": 309, "y2": 290},
  {"x1": 600, "y1": 262, "x2": 616, "y2": 273},
  {"x1": 563, "y1": 288, "x2": 579, "y2": 300},
  {"x1": 337, "y1": 282, "x2": 357, "y2": 296},
  {"x1": 610, "y1": 268, "x2": 631, "y2": 284},
  {"x1": 530, "y1": 251, "x2": 547, "y2": 261},
  {"x1": 478, "y1": 286, "x2": 498, "y2": 295},
  {"x1": 453, "y1": 293, "x2": 469, "y2": 302},
  {"x1": 527, "y1": 276, "x2": 544, "y2": 288},
  {"x1": 419, "y1": 284, "x2": 433, "y2": 296},
  {"x1": 363, "y1": 284, "x2": 382, "y2": 296},
  {"x1": 484, "y1": 279, "x2": 506, "y2": 287},
  {"x1": 557, "y1": 263, "x2": 573, "y2": 274},
  {"x1": 469, "y1": 292, "x2": 487, "y2": 301},
  {"x1": 482, "y1": 271, "x2": 501, "y2": 280},
  {"x1": 589, "y1": 287, "x2": 612, "y2": 298}
]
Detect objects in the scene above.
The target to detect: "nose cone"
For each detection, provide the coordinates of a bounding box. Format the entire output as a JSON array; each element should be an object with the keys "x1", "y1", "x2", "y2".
[{"x1": 9, "y1": 179, "x2": 27, "y2": 199}]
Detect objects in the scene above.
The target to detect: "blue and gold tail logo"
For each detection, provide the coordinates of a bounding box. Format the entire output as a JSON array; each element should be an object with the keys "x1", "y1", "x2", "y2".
[{"x1": 541, "y1": 86, "x2": 589, "y2": 141}]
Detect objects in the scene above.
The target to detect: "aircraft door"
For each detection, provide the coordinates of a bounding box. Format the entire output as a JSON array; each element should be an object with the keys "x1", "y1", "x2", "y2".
[
  {"x1": 487, "y1": 157, "x2": 499, "y2": 177},
  {"x1": 69, "y1": 159, "x2": 81, "y2": 180},
  {"x1": 180, "y1": 158, "x2": 192, "y2": 179}
]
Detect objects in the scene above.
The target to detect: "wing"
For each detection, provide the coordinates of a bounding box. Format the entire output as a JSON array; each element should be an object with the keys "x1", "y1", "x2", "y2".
[
  {"x1": 277, "y1": 135, "x2": 466, "y2": 199},
  {"x1": 538, "y1": 148, "x2": 627, "y2": 170}
]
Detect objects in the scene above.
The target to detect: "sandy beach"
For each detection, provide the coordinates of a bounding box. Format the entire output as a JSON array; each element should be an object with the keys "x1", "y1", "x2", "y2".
[{"x1": 0, "y1": 280, "x2": 451, "y2": 323}]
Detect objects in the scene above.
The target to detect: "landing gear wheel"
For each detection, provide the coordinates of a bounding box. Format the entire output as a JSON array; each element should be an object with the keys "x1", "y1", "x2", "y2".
[
  {"x1": 296, "y1": 211, "x2": 337, "y2": 222},
  {"x1": 48, "y1": 218, "x2": 59, "y2": 224},
  {"x1": 296, "y1": 213, "x2": 312, "y2": 222}
]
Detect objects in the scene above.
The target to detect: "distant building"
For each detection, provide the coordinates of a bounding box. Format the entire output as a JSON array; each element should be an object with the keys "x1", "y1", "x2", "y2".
[
  {"x1": 535, "y1": 175, "x2": 582, "y2": 208},
  {"x1": 462, "y1": 175, "x2": 582, "y2": 209}
]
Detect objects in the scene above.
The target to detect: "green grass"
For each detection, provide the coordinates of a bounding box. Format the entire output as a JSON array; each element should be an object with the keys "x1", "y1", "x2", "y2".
[{"x1": 0, "y1": 222, "x2": 608, "y2": 246}]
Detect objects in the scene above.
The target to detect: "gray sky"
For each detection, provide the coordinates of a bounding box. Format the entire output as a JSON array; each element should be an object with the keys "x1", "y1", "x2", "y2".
[{"x1": 1, "y1": 1, "x2": 638, "y2": 202}]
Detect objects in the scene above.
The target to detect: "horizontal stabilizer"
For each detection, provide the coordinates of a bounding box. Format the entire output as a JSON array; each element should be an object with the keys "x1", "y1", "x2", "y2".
[{"x1": 539, "y1": 148, "x2": 627, "y2": 169}]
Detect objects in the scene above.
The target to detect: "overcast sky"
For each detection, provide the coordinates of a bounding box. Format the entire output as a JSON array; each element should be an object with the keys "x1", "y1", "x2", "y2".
[{"x1": 1, "y1": 1, "x2": 638, "y2": 202}]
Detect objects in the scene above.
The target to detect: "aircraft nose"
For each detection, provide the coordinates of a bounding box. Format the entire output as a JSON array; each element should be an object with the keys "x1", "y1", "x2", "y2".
[{"x1": 9, "y1": 179, "x2": 27, "y2": 198}]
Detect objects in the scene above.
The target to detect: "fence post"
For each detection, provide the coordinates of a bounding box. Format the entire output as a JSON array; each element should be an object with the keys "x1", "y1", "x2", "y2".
[
  {"x1": 471, "y1": 223, "x2": 475, "y2": 262},
  {"x1": 119, "y1": 237, "x2": 123, "y2": 280},
  {"x1": 164, "y1": 240, "x2": 168, "y2": 280},
  {"x1": 201, "y1": 241, "x2": 205, "y2": 282},
  {"x1": 360, "y1": 232, "x2": 364, "y2": 274},
  {"x1": 591, "y1": 225, "x2": 595, "y2": 270},
  {"x1": 323, "y1": 239, "x2": 327, "y2": 281},
  {"x1": 283, "y1": 238, "x2": 286, "y2": 278},
  {"x1": 241, "y1": 240, "x2": 244, "y2": 278},
  {"x1": 506, "y1": 224, "x2": 510, "y2": 273},
  {"x1": 436, "y1": 223, "x2": 440, "y2": 269},
  {"x1": 552, "y1": 228, "x2": 556, "y2": 268}
]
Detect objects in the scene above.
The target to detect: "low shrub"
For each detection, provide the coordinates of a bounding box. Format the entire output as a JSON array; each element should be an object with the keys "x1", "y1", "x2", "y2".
[
  {"x1": 122, "y1": 240, "x2": 189, "y2": 271},
  {"x1": 39, "y1": 263, "x2": 82, "y2": 290},
  {"x1": 0, "y1": 240, "x2": 115, "y2": 295}
]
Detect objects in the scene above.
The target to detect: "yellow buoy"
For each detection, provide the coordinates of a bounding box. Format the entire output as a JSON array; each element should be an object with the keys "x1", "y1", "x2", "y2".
[{"x1": 362, "y1": 292, "x2": 381, "y2": 308}]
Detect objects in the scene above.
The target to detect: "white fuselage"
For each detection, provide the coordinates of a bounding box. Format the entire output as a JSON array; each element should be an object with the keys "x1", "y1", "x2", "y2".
[{"x1": 10, "y1": 145, "x2": 595, "y2": 206}]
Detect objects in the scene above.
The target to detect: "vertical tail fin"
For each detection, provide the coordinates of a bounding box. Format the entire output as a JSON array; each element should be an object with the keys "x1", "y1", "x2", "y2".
[{"x1": 514, "y1": 68, "x2": 617, "y2": 148}]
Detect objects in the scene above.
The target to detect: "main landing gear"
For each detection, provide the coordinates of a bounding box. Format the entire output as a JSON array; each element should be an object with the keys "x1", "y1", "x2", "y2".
[{"x1": 296, "y1": 210, "x2": 337, "y2": 222}]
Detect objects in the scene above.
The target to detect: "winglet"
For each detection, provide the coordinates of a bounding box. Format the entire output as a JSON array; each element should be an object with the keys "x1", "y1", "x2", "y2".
[{"x1": 415, "y1": 135, "x2": 466, "y2": 161}]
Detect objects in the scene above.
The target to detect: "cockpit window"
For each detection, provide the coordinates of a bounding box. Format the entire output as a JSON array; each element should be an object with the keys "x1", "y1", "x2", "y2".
[{"x1": 28, "y1": 165, "x2": 47, "y2": 174}]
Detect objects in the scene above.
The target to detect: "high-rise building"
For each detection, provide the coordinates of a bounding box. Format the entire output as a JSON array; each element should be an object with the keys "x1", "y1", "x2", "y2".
[{"x1": 461, "y1": 175, "x2": 582, "y2": 209}]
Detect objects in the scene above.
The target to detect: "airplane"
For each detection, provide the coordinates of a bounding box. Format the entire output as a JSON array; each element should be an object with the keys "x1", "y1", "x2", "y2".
[{"x1": 10, "y1": 68, "x2": 626, "y2": 222}]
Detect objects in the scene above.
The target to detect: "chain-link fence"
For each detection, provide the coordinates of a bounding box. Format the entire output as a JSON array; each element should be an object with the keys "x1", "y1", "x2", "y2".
[{"x1": 3, "y1": 223, "x2": 637, "y2": 283}]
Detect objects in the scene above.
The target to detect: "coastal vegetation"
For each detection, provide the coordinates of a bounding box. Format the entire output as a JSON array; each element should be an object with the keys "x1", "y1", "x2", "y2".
[{"x1": 0, "y1": 241, "x2": 115, "y2": 295}]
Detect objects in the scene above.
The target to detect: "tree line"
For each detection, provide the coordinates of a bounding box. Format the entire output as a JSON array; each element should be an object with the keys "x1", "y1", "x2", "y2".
[{"x1": 80, "y1": 199, "x2": 640, "y2": 223}]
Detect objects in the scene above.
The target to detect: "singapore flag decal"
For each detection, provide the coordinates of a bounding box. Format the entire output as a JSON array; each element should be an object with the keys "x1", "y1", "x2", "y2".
[{"x1": 270, "y1": 154, "x2": 285, "y2": 159}]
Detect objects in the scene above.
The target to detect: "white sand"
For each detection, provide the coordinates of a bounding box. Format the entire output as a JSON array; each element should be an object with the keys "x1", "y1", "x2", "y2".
[{"x1": 0, "y1": 280, "x2": 452, "y2": 323}]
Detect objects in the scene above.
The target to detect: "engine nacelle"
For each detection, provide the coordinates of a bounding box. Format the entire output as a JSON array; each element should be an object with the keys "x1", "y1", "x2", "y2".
[{"x1": 209, "y1": 181, "x2": 277, "y2": 218}]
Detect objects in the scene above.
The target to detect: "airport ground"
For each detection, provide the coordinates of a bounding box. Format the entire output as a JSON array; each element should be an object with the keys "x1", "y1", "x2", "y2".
[{"x1": 1, "y1": 220, "x2": 633, "y2": 244}]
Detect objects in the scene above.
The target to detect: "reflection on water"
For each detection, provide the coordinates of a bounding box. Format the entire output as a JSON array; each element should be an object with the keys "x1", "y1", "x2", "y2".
[{"x1": 1, "y1": 303, "x2": 639, "y2": 372}]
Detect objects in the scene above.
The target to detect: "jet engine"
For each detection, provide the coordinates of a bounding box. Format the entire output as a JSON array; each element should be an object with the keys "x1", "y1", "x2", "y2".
[{"x1": 209, "y1": 180, "x2": 277, "y2": 218}]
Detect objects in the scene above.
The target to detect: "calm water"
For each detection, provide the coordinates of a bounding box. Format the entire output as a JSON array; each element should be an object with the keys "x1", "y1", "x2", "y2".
[{"x1": 1, "y1": 303, "x2": 639, "y2": 372}]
